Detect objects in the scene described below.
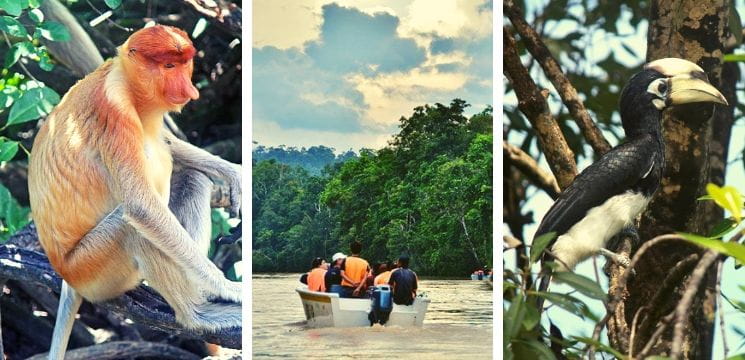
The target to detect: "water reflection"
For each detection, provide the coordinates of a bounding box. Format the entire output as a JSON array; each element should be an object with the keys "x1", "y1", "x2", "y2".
[{"x1": 252, "y1": 274, "x2": 493, "y2": 359}]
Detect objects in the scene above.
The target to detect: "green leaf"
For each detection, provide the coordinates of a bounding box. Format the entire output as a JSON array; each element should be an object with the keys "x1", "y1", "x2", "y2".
[
  {"x1": 512, "y1": 339, "x2": 557, "y2": 360},
  {"x1": 724, "y1": 53, "x2": 745, "y2": 62},
  {"x1": 36, "y1": 21, "x2": 70, "y2": 42},
  {"x1": 522, "y1": 302, "x2": 540, "y2": 331},
  {"x1": 7, "y1": 87, "x2": 60, "y2": 126},
  {"x1": 0, "y1": 139, "x2": 18, "y2": 161},
  {"x1": 707, "y1": 218, "x2": 739, "y2": 239},
  {"x1": 726, "y1": 354, "x2": 745, "y2": 360},
  {"x1": 531, "y1": 291, "x2": 593, "y2": 320},
  {"x1": 104, "y1": 0, "x2": 121, "y2": 9},
  {"x1": 28, "y1": 0, "x2": 39, "y2": 8},
  {"x1": 504, "y1": 295, "x2": 526, "y2": 344},
  {"x1": 530, "y1": 232, "x2": 556, "y2": 264},
  {"x1": 572, "y1": 336, "x2": 626, "y2": 359},
  {"x1": 679, "y1": 232, "x2": 745, "y2": 265},
  {"x1": 698, "y1": 194, "x2": 714, "y2": 201},
  {"x1": 4, "y1": 44, "x2": 21, "y2": 69},
  {"x1": 0, "y1": 0, "x2": 23, "y2": 16},
  {"x1": 3, "y1": 41, "x2": 32, "y2": 68},
  {"x1": 707, "y1": 183, "x2": 743, "y2": 223},
  {"x1": 38, "y1": 52, "x2": 53, "y2": 71},
  {"x1": 28, "y1": 8, "x2": 43, "y2": 23},
  {"x1": 0, "y1": 16, "x2": 28, "y2": 37},
  {"x1": 553, "y1": 271, "x2": 607, "y2": 301}
]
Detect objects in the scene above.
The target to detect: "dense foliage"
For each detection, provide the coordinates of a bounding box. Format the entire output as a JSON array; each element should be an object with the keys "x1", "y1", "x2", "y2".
[
  {"x1": 252, "y1": 144, "x2": 357, "y2": 175},
  {"x1": 252, "y1": 99, "x2": 493, "y2": 276}
]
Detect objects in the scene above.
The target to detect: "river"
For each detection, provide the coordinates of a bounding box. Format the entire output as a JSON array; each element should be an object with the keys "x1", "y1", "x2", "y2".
[{"x1": 252, "y1": 273, "x2": 493, "y2": 359}]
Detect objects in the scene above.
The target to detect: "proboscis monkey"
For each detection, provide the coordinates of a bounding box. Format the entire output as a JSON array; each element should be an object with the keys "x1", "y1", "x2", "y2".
[{"x1": 27, "y1": 25, "x2": 242, "y2": 359}]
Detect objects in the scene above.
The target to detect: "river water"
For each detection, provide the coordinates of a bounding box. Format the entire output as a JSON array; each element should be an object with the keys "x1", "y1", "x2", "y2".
[{"x1": 252, "y1": 273, "x2": 493, "y2": 359}]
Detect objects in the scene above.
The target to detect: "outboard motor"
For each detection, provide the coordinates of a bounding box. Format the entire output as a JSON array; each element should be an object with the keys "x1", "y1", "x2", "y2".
[{"x1": 370, "y1": 285, "x2": 393, "y2": 325}]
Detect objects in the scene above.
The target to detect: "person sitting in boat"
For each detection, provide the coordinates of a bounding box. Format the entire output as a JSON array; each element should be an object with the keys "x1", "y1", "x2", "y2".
[
  {"x1": 307, "y1": 257, "x2": 328, "y2": 292},
  {"x1": 389, "y1": 255, "x2": 418, "y2": 306},
  {"x1": 340, "y1": 241, "x2": 371, "y2": 298},
  {"x1": 374, "y1": 262, "x2": 394, "y2": 286},
  {"x1": 325, "y1": 252, "x2": 346, "y2": 294}
]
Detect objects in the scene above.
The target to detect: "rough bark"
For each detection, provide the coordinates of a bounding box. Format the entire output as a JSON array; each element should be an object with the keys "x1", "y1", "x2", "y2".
[
  {"x1": 503, "y1": 28, "x2": 578, "y2": 189},
  {"x1": 606, "y1": 1, "x2": 733, "y2": 358}
]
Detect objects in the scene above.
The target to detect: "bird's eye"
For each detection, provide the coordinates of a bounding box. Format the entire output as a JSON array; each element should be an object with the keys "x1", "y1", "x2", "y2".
[
  {"x1": 165, "y1": 63, "x2": 175, "y2": 69},
  {"x1": 657, "y1": 81, "x2": 668, "y2": 94}
]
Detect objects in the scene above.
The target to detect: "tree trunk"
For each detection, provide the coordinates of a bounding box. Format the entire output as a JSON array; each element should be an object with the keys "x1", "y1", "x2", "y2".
[{"x1": 607, "y1": 1, "x2": 734, "y2": 358}]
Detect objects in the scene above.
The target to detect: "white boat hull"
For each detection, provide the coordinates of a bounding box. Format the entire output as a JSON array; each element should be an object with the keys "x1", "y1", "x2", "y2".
[{"x1": 296, "y1": 286, "x2": 430, "y2": 327}]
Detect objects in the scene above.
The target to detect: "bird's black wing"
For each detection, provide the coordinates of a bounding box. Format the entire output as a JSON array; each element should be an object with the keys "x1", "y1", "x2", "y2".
[{"x1": 534, "y1": 134, "x2": 659, "y2": 238}]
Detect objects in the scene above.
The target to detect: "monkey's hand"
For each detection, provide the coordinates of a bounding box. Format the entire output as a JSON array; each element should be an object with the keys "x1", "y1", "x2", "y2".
[{"x1": 226, "y1": 163, "x2": 241, "y2": 218}]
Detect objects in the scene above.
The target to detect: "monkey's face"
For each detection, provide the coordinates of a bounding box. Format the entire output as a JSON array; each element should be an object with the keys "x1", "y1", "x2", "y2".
[{"x1": 124, "y1": 25, "x2": 200, "y2": 110}]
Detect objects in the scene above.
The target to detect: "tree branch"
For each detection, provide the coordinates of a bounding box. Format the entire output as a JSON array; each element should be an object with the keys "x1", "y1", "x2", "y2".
[
  {"x1": 181, "y1": 0, "x2": 242, "y2": 38},
  {"x1": 503, "y1": 28, "x2": 577, "y2": 189},
  {"x1": 504, "y1": 0, "x2": 611, "y2": 156},
  {"x1": 503, "y1": 142, "x2": 560, "y2": 199},
  {"x1": 26, "y1": 341, "x2": 202, "y2": 360},
  {"x1": 671, "y1": 250, "x2": 719, "y2": 359},
  {"x1": 3, "y1": 225, "x2": 241, "y2": 349}
]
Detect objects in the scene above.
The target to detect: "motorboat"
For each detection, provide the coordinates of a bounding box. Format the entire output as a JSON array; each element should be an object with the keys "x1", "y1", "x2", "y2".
[{"x1": 296, "y1": 285, "x2": 430, "y2": 327}]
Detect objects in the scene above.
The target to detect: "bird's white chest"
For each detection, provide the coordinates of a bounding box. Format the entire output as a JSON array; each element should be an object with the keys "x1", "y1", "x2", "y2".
[{"x1": 551, "y1": 191, "x2": 649, "y2": 270}]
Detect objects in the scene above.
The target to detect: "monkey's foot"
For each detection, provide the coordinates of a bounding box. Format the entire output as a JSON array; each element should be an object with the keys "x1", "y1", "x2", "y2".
[{"x1": 598, "y1": 248, "x2": 636, "y2": 276}]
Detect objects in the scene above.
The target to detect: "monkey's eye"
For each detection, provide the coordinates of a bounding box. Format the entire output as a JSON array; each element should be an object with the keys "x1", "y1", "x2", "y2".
[{"x1": 165, "y1": 63, "x2": 175, "y2": 69}]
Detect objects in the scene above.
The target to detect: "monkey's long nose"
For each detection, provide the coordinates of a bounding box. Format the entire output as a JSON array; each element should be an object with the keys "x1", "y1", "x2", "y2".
[{"x1": 186, "y1": 83, "x2": 200, "y2": 101}]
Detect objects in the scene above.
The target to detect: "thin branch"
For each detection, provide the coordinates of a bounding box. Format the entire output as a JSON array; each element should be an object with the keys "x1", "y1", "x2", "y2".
[
  {"x1": 503, "y1": 142, "x2": 561, "y2": 199},
  {"x1": 85, "y1": 0, "x2": 133, "y2": 32},
  {"x1": 670, "y1": 250, "x2": 719, "y2": 359},
  {"x1": 629, "y1": 306, "x2": 647, "y2": 359},
  {"x1": 635, "y1": 253, "x2": 699, "y2": 350},
  {"x1": 589, "y1": 234, "x2": 687, "y2": 358},
  {"x1": 671, "y1": 231, "x2": 744, "y2": 358},
  {"x1": 503, "y1": 28, "x2": 577, "y2": 189},
  {"x1": 636, "y1": 312, "x2": 675, "y2": 359},
  {"x1": 504, "y1": 0, "x2": 612, "y2": 156},
  {"x1": 717, "y1": 260, "x2": 729, "y2": 358},
  {"x1": 181, "y1": 0, "x2": 242, "y2": 38}
]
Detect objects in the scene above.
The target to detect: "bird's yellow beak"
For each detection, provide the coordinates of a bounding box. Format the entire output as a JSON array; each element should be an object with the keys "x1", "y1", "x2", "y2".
[{"x1": 668, "y1": 74, "x2": 728, "y2": 106}]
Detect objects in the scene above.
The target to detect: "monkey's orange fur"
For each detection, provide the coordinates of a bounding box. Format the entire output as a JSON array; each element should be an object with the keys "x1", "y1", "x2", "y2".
[{"x1": 28, "y1": 25, "x2": 200, "y2": 300}]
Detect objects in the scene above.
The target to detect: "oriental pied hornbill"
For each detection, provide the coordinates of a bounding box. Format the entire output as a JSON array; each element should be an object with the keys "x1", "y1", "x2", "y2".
[{"x1": 535, "y1": 58, "x2": 728, "y2": 308}]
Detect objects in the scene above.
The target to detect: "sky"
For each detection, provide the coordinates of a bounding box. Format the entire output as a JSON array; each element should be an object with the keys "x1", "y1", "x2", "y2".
[
  {"x1": 502, "y1": 0, "x2": 745, "y2": 357},
  {"x1": 252, "y1": 0, "x2": 493, "y2": 152}
]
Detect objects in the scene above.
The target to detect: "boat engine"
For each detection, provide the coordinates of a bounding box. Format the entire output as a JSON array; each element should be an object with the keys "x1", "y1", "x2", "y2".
[{"x1": 370, "y1": 285, "x2": 393, "y2": 325}]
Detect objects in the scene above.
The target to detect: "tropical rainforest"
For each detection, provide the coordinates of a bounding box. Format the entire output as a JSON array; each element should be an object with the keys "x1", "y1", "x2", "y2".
[{"x1": 252, "y1": 99, "x2": 493, "y2": 276}]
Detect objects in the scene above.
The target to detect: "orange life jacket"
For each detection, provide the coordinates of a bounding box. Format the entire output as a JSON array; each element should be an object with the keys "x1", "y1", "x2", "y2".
[
  {"x1": 308, "y1": 267, "x2": 326, "y2": 292},
  {"x1": 374, "y1": 270, "x2": 392, "y2": 285},
  {"x1": 341, "y1": 256, "x2": 369, "y2": 287}
]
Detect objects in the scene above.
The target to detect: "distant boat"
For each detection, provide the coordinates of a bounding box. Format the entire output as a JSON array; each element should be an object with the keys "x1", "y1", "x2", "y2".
[
  {"x1": 471, "y1": 273, "x2": 491, "y2": 280},
  {"x1": 296, "y1": 286, "x2": 430, "y2": 327}
]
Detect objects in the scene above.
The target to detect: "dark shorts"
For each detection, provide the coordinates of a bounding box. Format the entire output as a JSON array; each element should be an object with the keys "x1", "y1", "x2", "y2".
[{"x1": 341, "y1": 286, "x2": 363, "y2": 298}]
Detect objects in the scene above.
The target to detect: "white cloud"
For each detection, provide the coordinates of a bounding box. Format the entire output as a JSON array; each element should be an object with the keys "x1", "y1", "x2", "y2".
[
  {"x1": 253, "y1": 0, "x2": 492, "y2": 50},
  {"x1": 348, "y1": 68, "x2": 470, "y2": 127},
  {"x1": 401, "y1": 0, "x2": 492, "y2": 40},
  {"x1": 252, "y1": 0, "x2": 323, "y2": 49}
]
